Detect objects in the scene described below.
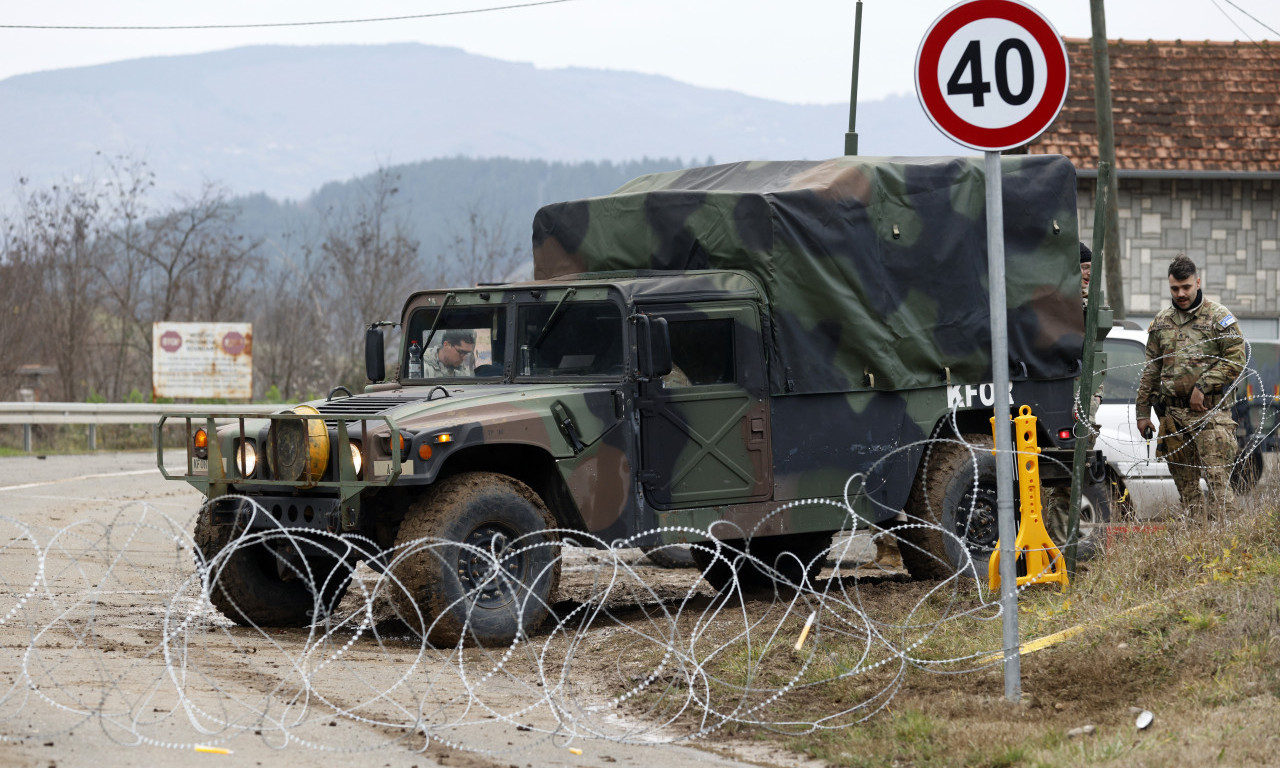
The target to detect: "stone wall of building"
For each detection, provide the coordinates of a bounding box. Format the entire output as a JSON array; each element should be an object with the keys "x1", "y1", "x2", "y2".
[{"x1": 1077, "y1": 177, "x2": 1280, "y2": 333}]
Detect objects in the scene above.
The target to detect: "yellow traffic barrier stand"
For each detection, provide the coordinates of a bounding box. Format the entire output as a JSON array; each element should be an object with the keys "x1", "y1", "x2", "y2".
[{"x1": 988, "y1": 405, "x2": 1069, "y2": 591}]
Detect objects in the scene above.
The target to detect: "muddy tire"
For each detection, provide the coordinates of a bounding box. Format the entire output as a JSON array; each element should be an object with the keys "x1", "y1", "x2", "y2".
[
  {"x1": 1074, "y1": 481, "x2": 1113, "y2": 560},
  {"x1": 194, "y1": 501, "x2": 353, "y2": 627},
  {"x1": 690, "y1": 533, "x2": 829, "y2": 593},
  {"x1": 386, "y1": 472, "x2": 560, "y2": 646},
  {"x1": 640, "y1": 544, "x2": 697, "y2": 569},
  {"x1": 896, "y1": 435, "x2": 1001, "y2": 581}
]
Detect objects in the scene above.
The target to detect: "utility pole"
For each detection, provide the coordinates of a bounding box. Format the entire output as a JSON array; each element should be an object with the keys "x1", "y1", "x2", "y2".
[{"x1": 1090, "y1": 0, "x2": 1125, "y2": 319}]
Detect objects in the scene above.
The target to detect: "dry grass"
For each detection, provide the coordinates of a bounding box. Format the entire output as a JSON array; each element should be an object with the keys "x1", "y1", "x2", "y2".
[{"x1": 671, "y1": 478, "x2": 1280, "y2": 767}]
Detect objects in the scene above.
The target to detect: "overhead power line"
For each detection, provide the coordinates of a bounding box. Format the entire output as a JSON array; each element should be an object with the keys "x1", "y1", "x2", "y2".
[
  {"x1": 0, "y1": 0, "x2": 582, "y2": 31},
  {"x1": 1220, "y1": 0, "x2": 1280, "y2": 37},
  {"x1": 1211, "y1": 0, "x2": 1260, "y2": 40},
  {"x1": 1208, "y1": 0, "x2": 1278, "y2": 61}
]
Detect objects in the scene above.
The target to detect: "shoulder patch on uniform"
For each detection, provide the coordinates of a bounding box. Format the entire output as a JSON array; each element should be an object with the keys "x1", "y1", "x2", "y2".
[{"x1": 1220, "y1": 314, "x2": 1236, "y2": 328}]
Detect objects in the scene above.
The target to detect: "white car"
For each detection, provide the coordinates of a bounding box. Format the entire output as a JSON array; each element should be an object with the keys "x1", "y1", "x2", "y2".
[{"x1": 1093, "y1": 324, "x2": 1269, "y2": 521}]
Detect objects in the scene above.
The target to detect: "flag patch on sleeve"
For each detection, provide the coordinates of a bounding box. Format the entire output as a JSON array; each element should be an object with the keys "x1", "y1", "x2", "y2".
[{"x1": 1220, "y1": 314, "x2": 1236, "y2": 328}]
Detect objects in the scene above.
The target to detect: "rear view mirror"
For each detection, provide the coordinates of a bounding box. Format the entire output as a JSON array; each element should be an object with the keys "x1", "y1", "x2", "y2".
[
  {"x1": 634, "y1": 315, "x2": 672, "y2": 379},
  {"x1": 365, "y1": 326, "x2": 386, "y2": 382}
]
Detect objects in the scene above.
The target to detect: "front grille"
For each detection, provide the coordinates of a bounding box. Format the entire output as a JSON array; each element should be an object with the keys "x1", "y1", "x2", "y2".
[{"x1": 314, "y1": 396, "x2": 415, "y2": 416}]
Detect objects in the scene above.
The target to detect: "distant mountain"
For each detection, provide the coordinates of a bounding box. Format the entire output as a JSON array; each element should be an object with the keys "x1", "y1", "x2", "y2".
[
  {"x1": 0, "y1": 44, "x2": 965, "y2": 201},
  {"x1": 228, "y1": 155, "x2": 708, "y2": 262}
]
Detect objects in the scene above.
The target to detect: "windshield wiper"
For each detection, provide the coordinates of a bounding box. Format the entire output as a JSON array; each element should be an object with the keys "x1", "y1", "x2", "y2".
[
  {"x1": 530, "y1": 288, "x2": 576, "y2": 350},
  {"x1": 422, "y1": 293, "x2": 456, "y2": 350}
]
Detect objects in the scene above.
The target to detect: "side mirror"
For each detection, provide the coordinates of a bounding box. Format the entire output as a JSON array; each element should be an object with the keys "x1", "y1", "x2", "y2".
[
  {"x1": 365, "y1": 326, "x2": 386, "y2": 383},
  {"x1": 635, "y1": 315, "x2": 673, "y2": 379}
]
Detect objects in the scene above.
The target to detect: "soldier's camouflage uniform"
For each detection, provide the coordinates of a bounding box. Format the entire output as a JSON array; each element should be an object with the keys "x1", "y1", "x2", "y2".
[
  {"x1": 1136, "y1": 296, "x2": 1245, "y2": 519},
  {"x1": 422, "y1": 346, "x2": 474, "y2": 378}
]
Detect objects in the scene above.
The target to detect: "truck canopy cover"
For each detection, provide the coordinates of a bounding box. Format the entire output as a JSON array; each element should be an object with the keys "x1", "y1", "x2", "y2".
[{"x1": 532, "y1": 155, "x2": 1084, "y2": 396}]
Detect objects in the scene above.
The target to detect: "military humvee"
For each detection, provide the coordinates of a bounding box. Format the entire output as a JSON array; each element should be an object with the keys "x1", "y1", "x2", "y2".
[{"x1": 162, "y1": 155, "x2": 1095, "y2": 645}]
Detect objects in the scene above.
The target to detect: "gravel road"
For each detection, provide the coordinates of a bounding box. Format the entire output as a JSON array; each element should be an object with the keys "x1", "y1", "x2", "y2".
[{"x1": 2, "y1": 452, "x2": 866, "y2": 768}]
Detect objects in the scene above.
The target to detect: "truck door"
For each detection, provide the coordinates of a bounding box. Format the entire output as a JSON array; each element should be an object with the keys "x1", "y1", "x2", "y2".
[{"x1": 638, "y1": 303, "x2": 771, "y2": 507}]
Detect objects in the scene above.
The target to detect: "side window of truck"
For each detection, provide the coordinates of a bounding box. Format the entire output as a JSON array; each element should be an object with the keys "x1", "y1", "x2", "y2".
[{"x1": 665, "y1": 318, "x2": 735, "y2": 387}]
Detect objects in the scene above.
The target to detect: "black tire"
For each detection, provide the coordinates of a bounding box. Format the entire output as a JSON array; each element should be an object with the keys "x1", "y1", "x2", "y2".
[
  {"x1": 1072, "y1": 481, "x2": 1113, "y2": 560},
  {"x1": 896, "y1": 435, "x2": 1001, "y2": 581},
  {"x1": 690, "y1": 533, "x2": 830, "y2": 593},
  {"x1": 386, "y1": 472, "x2": 560, "y2": 646},
  {"x1": 1231, "y1": 447, "x2": 1265, "y2": 495},
  {"x1": 640, "y1": 544, "x2": 697, "y2": 569},
  {"x1": 194, "y1": 501, "x2": 354, "y2": 627}
]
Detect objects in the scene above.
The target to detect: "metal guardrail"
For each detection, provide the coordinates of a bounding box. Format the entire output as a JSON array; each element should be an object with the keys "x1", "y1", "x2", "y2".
[{"x1": 0, "y1": 402, "x2": 279, "y2": 452}]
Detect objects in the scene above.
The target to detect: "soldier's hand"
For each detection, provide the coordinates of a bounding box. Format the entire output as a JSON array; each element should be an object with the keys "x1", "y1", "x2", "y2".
[
  {"x1": 1190, "y1": 386, "x2": 1207, "y2": 412},
  {"x1": 1137, "y1": 417, "x2": 1155, "y2": 440}
]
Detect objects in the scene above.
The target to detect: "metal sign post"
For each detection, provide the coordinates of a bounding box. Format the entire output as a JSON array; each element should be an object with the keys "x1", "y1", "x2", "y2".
[
  {"x1": 916, "y1": 0, "x2": 1070, "y2": 703},
  {"x1": 983, "y1": 149, "x2": 1020, "y2": 699}
]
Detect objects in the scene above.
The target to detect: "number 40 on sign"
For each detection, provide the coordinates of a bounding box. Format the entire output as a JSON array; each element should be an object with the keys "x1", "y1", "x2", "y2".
[{"x1": 915, "y1": 0, "x2": 1069, "y2": 152}]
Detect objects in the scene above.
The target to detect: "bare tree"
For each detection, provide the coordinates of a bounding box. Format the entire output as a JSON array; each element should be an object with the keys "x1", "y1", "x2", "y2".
[
  {"x1": 94, "y1": 156, "x2": 157, "y2": 401},
  {"x1": 320, "y1": 168, "x2": 423, "y2": 388},
  {"x1": 136, "y1": 182, "x2": 262, "y2": 324},
  {"x1": 255, "y1": 235, "x2": 333, "y2": 401},
  {"x1": 9, "y1": 176, "x2": 110, "y2": 401},
  {"x1": 0, "y1": 222, "x2": 43, "y2": 399},
  {"x1": 437, "y1": 202, "x2": 526, "y2": 287}
]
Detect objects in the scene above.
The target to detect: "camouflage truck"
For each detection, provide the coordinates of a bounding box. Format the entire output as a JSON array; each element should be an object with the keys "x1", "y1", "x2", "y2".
[{"x1": 161, "y1": 155, "x2": 1096, "y2": 645}]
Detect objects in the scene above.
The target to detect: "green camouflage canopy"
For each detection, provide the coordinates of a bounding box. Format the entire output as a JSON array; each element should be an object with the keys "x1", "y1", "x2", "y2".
[{"x1": 532, "y1": 155, "x2": 1084, "y2": 396}]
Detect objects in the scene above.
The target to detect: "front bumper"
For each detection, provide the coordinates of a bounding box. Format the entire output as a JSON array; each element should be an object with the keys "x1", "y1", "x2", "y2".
[{"x1": 158, "y1": 411, "x2": 405, "y2": 530}]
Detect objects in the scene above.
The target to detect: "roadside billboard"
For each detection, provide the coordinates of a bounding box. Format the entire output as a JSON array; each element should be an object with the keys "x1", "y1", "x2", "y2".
[{"x1": 152, "y1": 322, "x2": 253, "y2": 400}]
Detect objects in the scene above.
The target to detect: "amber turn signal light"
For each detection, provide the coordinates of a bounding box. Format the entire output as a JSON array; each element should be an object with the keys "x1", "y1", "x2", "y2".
[{"x1": 418, "y1": 444, "x2": 433, "y2": 461}]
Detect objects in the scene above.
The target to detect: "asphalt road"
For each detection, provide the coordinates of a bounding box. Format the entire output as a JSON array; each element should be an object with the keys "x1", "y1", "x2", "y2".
[{"x1": 0, "y1": 452, "x2": 796, "y2": 768}]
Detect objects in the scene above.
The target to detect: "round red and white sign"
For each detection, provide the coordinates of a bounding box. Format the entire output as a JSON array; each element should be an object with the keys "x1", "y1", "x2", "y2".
[
  {"x1": 159, "y1": 330, "x2": 183, "y2": 353},
  {"x1": 916, "y1": 0, "x2": 1069, "y2": 151},
  {"x1": 221, "y1": 331, "x2": 246, "y2": 356}
]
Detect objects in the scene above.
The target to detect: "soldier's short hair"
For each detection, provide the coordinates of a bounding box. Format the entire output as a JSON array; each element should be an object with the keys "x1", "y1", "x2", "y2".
[
  {"x1": 1169, "y1": 254, "x2": 1198, "y2": 281},
  {"x1": 443, "y1": 328, "x2": 476, "y2": 346}
]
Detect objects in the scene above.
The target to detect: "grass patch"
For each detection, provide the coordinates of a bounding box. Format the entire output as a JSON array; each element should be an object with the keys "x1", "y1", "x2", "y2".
[{"x1": 622, "y1": 478, "x2": 1280, "y2": 767}]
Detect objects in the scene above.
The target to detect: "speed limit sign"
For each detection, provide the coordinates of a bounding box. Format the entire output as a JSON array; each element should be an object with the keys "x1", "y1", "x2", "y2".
[{"x1": 916, "y1": 0, "x2": 1069, "y2": 151}]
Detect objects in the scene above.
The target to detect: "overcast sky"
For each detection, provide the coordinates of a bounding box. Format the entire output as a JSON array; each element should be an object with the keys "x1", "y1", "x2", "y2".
[{"x1": 0, "y1": 0, "x2": 1274, "y2": 104}]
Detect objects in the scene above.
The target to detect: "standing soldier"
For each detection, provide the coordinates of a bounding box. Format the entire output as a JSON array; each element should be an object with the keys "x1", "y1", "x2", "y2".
[
  {"x1": 1043, "y1": 243, "x2": 1103, "y2": 551},
  {"x1": 1135, "y1": 254, "x2": 1245, "y2": 519}
]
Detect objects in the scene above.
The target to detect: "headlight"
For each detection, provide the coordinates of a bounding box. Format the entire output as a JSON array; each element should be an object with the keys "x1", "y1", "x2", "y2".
[
  {"x1": 349, "y1": 440, "x2": 363, "y2": 479},
  {"x1": 236, "y1": 440, "x2": 258, "y2": 478},
  {"x1": 266, "y1": 405, "x2": 330, "y2": 482}
]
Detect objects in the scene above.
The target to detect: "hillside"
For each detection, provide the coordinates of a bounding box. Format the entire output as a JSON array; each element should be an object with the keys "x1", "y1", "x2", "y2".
[
  {"x1": 229, "y1": 155, "x2": 702, "y2": 263},
  {"x1": 0, "y1": 43, "x2": 963, "y2": 201}
]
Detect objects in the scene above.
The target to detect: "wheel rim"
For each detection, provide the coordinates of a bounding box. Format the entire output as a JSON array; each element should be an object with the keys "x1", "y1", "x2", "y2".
[
  {"x1": 1078, "y1": 494, "x2": 1097, "y2": 541},
  {"x1": 954, "y1": 484, "x2": 1000, "y2": 553},
  {"x1": 458, "y1": 523, "x2": 522, "y2": 608}
]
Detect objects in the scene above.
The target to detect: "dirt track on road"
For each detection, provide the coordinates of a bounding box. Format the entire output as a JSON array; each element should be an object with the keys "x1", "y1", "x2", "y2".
[{"x1": 1, "y1": 453, "x2": 903, "y2": 768}]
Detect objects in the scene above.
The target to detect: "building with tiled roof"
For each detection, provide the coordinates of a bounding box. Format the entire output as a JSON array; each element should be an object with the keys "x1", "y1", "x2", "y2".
[{"x1": 1029, "y1": 38, "x2": 1280, "y2": 334}]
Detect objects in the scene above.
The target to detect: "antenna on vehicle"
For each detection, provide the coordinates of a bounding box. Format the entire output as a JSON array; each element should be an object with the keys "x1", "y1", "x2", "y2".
[{"x1": 844, "y1": 0, "x2": 864, "y2": 156}]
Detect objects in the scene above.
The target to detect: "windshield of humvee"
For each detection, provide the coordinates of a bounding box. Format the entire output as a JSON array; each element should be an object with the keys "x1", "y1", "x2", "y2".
[
  {"x1": 404, "y1": 299, "x2": 624, "y2": 381},
  {"x1": 517, "y1": 300, "x2": 624, "y2": 378},
  {"x1": 404, "y1": 304, "x2": 505, "y2": 379}
]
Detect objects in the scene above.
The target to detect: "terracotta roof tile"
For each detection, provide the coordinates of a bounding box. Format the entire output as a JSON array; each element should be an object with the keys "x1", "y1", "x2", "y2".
[{"x1": 1029, "y1": 39, "x2": 1280, "y2": 170}]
